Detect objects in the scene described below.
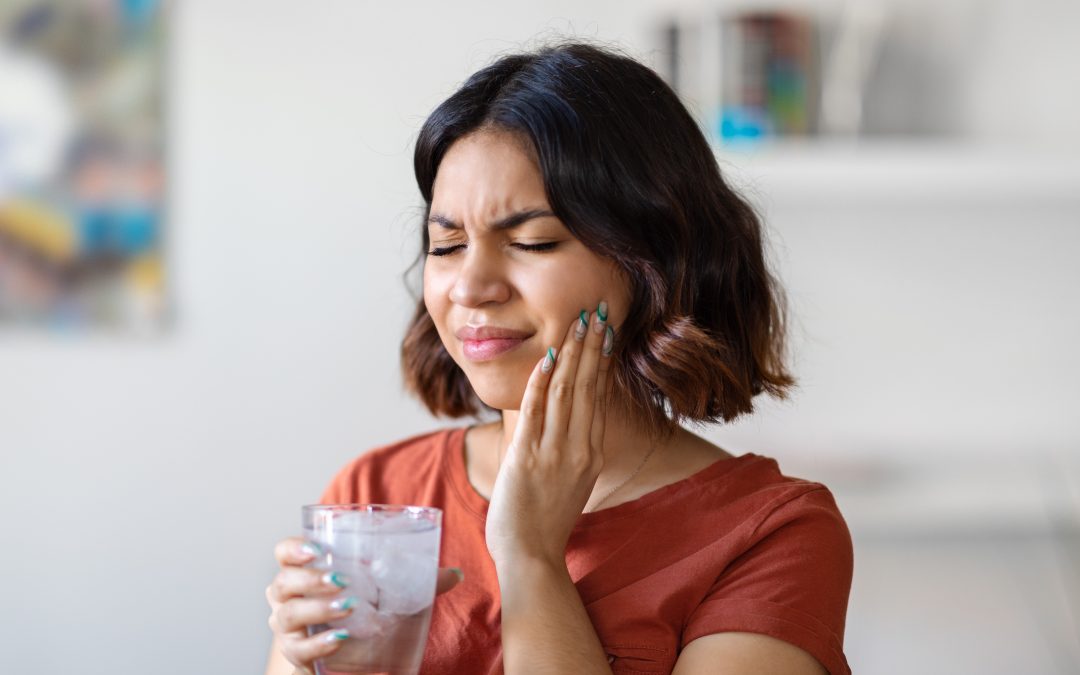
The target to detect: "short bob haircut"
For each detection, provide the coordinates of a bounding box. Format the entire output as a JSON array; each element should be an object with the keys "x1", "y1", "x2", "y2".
[{"x1": 402, "y1": 42, "x2": 795, "y2": 439}]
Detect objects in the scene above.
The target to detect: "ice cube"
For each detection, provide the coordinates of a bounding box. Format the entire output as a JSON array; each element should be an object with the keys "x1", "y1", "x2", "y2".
[
  {"x1": 340, "y1": 560, "x2": 379, "y2": 605},
  {"x1": 371, "y1": 551, "x2": 437, "y2": 615},
  {"x1": 324, "y1": 517, "x2": 379, "y2": 561},
  {"x1": 372, "y1": 511, "x2": 428, "y2": 533},
  {"x1": 329, "y1": 594, "x2": 380, "y2": 639}
]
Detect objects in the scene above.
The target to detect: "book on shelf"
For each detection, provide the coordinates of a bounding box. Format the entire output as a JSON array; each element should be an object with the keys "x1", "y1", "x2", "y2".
[
  {"x1": 721, "y1": 11, "x2": 817, "y2": 141},
  {"x1": 661, "y1": 10, "x2": 820, "y2": 144}
]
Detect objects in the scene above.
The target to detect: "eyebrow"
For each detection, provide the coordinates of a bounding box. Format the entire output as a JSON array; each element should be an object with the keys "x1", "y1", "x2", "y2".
[{"x1": 427, "y1": 208, "x2": 557, "y2": 232}]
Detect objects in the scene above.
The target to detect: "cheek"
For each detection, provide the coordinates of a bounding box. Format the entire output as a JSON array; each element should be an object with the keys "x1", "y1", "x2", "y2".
[
  {"x1": 422, "y1": 272, "x2": 452, "y2": 333},
  {"x1": 543, "y1": 264, "x2": 621, "y2": 317},
  {"x1": 516, "y1": 272, "x2": 580, "y2": 330},
  {"x1": 423, "y1": 264, "x2": 450, "y2": 302}
]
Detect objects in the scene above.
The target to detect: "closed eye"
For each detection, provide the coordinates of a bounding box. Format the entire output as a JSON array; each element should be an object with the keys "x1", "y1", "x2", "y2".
[
  {"x1": 426, "y1": 242, "x2": 559, "y2": 257},
  {"x1": 512, "y1": 242, "x2": 559, "y2": 253},
  {"x1": 426, "y1": 244, "x2": 465, "y2": 257}
]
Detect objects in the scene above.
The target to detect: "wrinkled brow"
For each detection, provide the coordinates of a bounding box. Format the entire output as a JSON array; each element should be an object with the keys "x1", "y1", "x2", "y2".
[{"x1": 427, "y1": 208, "x2": 556, "y2": 232}]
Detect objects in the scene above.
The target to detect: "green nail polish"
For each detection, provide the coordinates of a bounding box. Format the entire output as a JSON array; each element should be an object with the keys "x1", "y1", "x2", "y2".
[
  {"x1": 326, "y1": 572, "x2": 349, "y2": 588},
  {"x1": 603, "y1": 325, "x2": 614, "y2": 356},
  {"x1": 328, "y1": 629, "x2": 349, "y2": 642},
  {"x1": 331, "y1": 596, "x2": 358, "y2": 611},
  {"x1": 299, "y1": 541, "x2": 322, "y2": 557},
  {"x1": 450, "y1": 567, "x2": 465, "y2": 582},
  {"x1": 542, "y1": 347, "x2": 556, "y2": 373},
  {"x1": 576, "y1": 310, "x2": 589, "y2": 340},
  {"x1": 597, "y1": 301, "x2": 608, "y2": 322}
]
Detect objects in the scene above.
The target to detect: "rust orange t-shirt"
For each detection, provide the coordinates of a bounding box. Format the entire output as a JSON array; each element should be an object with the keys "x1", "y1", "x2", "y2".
[{"x1": 319, "y1": 426, "x2": 853, "y2": 675}]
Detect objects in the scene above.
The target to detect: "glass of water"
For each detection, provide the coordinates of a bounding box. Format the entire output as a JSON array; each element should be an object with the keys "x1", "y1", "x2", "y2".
[{"x1": 302, "y1": 504, "x2": 443, "y2": 675}]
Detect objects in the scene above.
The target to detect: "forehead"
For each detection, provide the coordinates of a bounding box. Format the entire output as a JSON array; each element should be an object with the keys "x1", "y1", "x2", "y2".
[{"x1": 430, "y1": 130, "x2": 548, "y2": 221}]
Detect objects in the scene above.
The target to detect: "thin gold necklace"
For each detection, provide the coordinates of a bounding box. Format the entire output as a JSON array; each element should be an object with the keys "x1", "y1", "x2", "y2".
[{"x1": 585, "y1": 444, "x2": 656, "y2": 513}]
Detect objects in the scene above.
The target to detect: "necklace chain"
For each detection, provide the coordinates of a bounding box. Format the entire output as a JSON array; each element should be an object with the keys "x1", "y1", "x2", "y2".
[{"x1": 584, "y1": 443, "x2": 656, "y2": 514}]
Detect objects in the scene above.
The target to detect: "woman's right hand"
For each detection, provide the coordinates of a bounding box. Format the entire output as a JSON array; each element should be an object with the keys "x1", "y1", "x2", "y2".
[{"x1": 266, "y1": 536, "x2": 464, "y2": 674}]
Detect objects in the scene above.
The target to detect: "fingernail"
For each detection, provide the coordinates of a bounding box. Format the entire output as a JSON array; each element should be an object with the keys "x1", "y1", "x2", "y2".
[
  {"x1": 299, "y1": 541, "x2": 322, "y2": 557},
  {"x1": 324, "y1": 572, "x2": 349, "y2": 588},
  {"x1": 450, "y1": 567, "x2": 465, "y2": 582},
  {"x1": 593, "y1": 302, "x2": 608, "y2": 335},
  {"x1": 325, "y1": 629, "x2": 349, "y2": 643},
  {"x1": 602, "y1": 325, "x2": 614, "y2": 356},
  {"x1": 330, "y1": 596, "x2": 358, "y2": 612},
  {"x1": 542, "y1": 346, "x2": 556, "y2": 373},
  {"x1": 575, "y1": 310, "x2": 588, "y2": 340}
]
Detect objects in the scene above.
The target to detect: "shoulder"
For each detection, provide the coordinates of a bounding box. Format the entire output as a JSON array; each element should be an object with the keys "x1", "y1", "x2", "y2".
[
  {"x1": 699, "y1": 450, "x2": 848, "y2": 522},
  {"x1": 709, "y1": 453, "x2": 853, "y2": 570},
  {"x1": 661, "y1": 430, "x2": 844, "y2": 530},
  {"x1": 749, "y1": 458, "x2": 850, "y2": 540},
  {"x1": 319, "y1": 427, "x2": 460, "y2": 504}
]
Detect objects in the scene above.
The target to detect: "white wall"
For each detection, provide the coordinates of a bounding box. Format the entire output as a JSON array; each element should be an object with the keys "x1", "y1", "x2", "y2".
[{"x1": 0, "y1": 1, "x2": 1077, "y2": 672}]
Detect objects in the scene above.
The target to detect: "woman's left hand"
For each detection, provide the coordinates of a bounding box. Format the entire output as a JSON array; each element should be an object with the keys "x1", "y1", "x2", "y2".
[{"x1": 485, "y1": 303, "x2": 613, "y2": 569}]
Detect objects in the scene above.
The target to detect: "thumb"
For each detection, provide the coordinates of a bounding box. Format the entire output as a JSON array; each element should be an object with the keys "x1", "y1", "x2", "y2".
[{"x1": 435, "y1": 567, "x2": 464, "y2": 595}]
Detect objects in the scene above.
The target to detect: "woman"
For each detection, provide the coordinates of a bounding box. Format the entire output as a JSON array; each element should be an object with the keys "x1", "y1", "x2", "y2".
[{"x1": 265, "y1": 42, "x2": 853, "y2": 675}]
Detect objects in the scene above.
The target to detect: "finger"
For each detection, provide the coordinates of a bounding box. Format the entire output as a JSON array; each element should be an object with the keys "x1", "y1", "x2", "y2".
[
  {"x1": 542, "y1": 312, "x2": 589, "y2": 438},
  {"x1": 274, "y1": 595, "x2": 361, "y2": 633},
  {"x1": 269, "y1": 566, "x2": 352, "y2": 603},
  {"x1": 282, "y1": 627, "x2": 349, "y2": 666},
  {"x1": 511, "y1": 346, "x2": 556, "y2": 454},
  {"x1": 436, "y1": 567, "x2": 464, "y2": 595},
  {"x1": 591, "y1": 323, "x2": 614, "y2": 453},
  {"x1": 570, "y1": 303, "x2": 607, "y2": 444},
  {"x1": 275, "y1": 536, "x2": 323, "y2": 567}
]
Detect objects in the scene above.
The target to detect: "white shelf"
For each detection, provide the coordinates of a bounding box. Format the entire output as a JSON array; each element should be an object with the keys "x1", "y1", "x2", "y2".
[
  {"x1": 712, "y1": 139, "x2": 1080, "y2": 203},
  {"x1": 797, "y1": 451, "x2": 1080, "y2": 538}
]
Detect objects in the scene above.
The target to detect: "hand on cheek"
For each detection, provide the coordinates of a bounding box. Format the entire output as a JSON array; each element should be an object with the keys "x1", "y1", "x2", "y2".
[{"x1": 485, "y1": 302, "x2": 615, "y2": 569}]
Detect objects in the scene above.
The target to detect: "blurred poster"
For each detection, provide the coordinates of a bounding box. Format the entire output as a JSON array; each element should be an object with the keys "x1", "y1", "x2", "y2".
[{"x1": 0, "y1": 0, "x2": 167, "y2": 332}]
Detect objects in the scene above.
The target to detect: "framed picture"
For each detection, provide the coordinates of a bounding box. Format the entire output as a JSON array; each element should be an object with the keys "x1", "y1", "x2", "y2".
[{"x1": 0, "y1": 0, "x2": 167, "y2": 332}]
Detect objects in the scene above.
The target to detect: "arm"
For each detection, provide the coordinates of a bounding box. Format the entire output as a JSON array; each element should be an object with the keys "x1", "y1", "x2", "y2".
[
  {"x1": 672, "y1": 633, "x2": 828, "y2": 675},
  {"x1": 498, "y1": 557, "x2": 612, "y2": 674},
  {"x1": 484, "y1": 306, "x2": 615, "y2": 674}
]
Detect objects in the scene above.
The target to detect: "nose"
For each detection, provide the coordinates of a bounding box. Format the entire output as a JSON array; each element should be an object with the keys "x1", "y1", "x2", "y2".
[{"x1": 448, "y1": 246, "x2": 511, "y2": 307}]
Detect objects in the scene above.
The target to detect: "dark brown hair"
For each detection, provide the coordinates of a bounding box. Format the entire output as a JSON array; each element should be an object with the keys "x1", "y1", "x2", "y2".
[{"x1": 402, "y1": 42, "x2": 795, "y2": 438}]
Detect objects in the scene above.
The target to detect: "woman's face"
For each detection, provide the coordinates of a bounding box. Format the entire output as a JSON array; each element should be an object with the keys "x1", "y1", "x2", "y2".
[{"x1": 423, "y1": 130, "x2": 631, "y2": 411}]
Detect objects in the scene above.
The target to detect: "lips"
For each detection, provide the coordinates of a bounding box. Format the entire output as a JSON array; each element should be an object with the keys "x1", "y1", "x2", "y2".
[
  {"x1": 456, "y1": 325, "x2": 533, "y2": 362},
  {"x1": 455, "y1": 325, "x2": 532, "y2": 341}
]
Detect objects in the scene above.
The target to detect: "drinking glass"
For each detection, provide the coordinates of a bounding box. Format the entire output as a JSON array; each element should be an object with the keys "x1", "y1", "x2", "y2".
[{"x1": 302, "y1": 504, "x2": 442, "y2": 675}]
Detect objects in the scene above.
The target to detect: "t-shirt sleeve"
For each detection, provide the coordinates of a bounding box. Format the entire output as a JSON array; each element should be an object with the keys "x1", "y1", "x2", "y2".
[
  {"x1": 682, "y1": 487, "x2": 854, "y2": 675},
  {"x1": 318, "y1": 455, "x2": 368, "y2": 505},
  {"x1": 318, "y1": 476, "x2": 344, "y2": 505}
]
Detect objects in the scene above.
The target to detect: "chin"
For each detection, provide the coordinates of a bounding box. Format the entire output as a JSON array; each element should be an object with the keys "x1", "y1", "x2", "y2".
[
  {"x1": 467, "y1": 373, "x2": 527, "y2": 412},
  {"x1": 475, "y1": 395, "x2": 521, "y2": 412}
]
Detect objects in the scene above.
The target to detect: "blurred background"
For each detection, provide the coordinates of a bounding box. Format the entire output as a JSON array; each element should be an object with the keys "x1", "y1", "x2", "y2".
[{"x1": 0, "y1": 0, "x2": 1077, "y2": 673}]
